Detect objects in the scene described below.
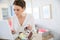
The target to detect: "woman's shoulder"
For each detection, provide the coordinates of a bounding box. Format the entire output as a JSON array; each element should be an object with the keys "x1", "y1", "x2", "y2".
[
  {"x1": 26, "y1": 14, "x2": 34, "y2": 21},
  {"x1": 26, "y1": 14, "x2": 33, "y2": 17}
]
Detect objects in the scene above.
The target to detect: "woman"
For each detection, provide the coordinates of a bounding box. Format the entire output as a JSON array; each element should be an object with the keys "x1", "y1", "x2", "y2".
[{"x1": 12, "y1": 0, "x2": 36, "y2": 40}]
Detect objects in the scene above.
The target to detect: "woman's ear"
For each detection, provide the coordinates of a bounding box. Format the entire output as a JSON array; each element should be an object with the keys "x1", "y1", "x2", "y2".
[{"x1": 22, "y1": 7, "x2": 26, "y2": 13}]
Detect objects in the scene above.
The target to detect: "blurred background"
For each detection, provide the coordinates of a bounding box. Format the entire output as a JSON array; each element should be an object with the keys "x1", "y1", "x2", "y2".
[{"x1": 0, "y1": 0, "x2": 60, "y2": 40}]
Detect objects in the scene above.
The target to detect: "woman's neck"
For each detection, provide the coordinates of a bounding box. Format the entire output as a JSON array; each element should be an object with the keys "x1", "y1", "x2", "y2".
[{"x1": 17, "y1": 13, "x2": 26, "y2": 19}]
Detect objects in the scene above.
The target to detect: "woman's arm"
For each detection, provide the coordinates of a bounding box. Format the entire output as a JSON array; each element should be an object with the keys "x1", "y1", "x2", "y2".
[
  {"x1": 26, "y1": 14, "x2": 36, "y2": 40},
  {"x1": 30, "y1": 14, "x2": 36, "y2": 33}
]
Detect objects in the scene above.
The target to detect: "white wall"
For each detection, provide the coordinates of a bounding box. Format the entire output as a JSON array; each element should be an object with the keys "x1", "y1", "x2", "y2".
[
  {"x1": 33, "y1": 0, "x2": 60, "y2": 34},
  {"x1": 0, "y1": 3, "x2": 9, "y2": 20},
  {"x1": 33, "y1": 0, "x2": 60, "y2": 40},
  {"x1": 0, "y1": 0, "x2": 8, "y2": 20},
  {"x1": 0, "y1": 0, "x2": 13, "y2": 20}
]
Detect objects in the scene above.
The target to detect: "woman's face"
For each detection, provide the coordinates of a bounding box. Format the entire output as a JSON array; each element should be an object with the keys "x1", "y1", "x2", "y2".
[{"x1": 13, "y1": 5, "x2": 25, "y2": 16}]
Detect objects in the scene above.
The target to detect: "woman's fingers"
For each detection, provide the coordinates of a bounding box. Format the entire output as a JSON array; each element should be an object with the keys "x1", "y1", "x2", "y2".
[
  {"x1": 11, "y1": 30, "x2": 16, "y2": 34},
  {"x1": 27, "y1": 25, "x2": 32, "y2": 30}
]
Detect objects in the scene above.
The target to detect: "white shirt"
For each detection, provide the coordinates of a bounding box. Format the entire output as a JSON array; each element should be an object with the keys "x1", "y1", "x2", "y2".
[{"x1": 12, "y1": 14, "x2": 36, "y2": 39}]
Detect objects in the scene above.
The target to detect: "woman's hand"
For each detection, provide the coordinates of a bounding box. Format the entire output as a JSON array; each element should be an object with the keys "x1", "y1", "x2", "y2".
[
  {"x1": 27, "y1": 25, "x2": 32, "y2": 30},
  {"x1": 11, "y1": 30, "x2": 16, "y2": 34}
]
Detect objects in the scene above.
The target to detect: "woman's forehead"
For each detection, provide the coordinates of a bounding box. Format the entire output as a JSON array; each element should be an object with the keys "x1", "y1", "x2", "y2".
[{"x1": 13, "y1": 5, "x2": 22, "y2": 9}]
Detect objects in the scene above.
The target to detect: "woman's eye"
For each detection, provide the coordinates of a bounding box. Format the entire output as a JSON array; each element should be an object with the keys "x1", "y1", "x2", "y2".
[{"x1": 17, "y1": 9, "x2": 19, "y2": 11}]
